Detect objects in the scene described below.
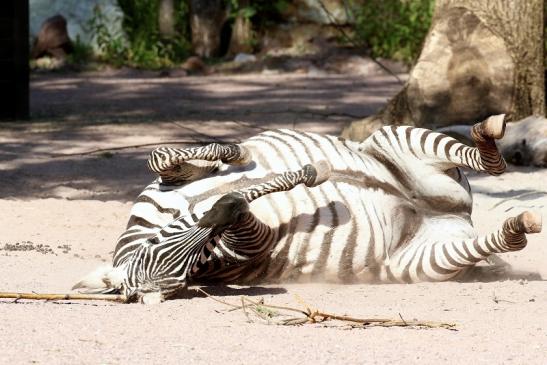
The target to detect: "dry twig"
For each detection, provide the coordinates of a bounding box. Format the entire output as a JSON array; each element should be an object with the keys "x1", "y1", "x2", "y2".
[
  {"x1": 196, "y1": 288, "x2": 456, "y2": 330},
  {"x1": 0, "y1": 291, "x2": 127, "y2": 302}
]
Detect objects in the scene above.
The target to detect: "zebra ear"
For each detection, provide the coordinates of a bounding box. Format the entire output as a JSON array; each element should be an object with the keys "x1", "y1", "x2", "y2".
[{"x1": 71, "y1": 265, "x2": 124, "y2": 292}]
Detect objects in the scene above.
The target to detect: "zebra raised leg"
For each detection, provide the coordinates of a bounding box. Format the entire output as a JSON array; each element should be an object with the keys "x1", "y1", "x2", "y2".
[
  {"x1": 191, "y1": 161, "x2": 332, "y2": 281},
  {"x1": 365, "y1": 114, "x2": 507, "y2": 175},
  {"x1": 148, "y1": 143, "x2": 253, "y2": 184},
  {"x1": 125, "y1": 161, "x2": 331, "y2": 303},
  {"x1": 387, "y1": 211, "x2": 542, "y2": 283},
  {"x1": 469, "y1": 114, "x2": 506, "y2": 174}
]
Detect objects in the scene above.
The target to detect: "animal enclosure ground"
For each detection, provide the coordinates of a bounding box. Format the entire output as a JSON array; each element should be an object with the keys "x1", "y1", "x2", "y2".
[{"x1": 0, "y1": 71, "x2": 546, "y2": 364}]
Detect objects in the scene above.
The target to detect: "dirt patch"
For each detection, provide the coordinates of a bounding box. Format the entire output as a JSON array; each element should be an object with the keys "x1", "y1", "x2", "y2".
[{"x1": 0, "y1": 241, "x2": 56, "y2": 255}]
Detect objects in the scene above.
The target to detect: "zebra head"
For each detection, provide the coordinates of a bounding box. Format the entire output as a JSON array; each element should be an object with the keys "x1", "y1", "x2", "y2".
[{"x1": 71, "y1": 258, "x2": 173, "y2": 304}]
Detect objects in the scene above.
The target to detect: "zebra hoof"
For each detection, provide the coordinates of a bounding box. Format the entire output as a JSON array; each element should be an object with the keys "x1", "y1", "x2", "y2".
[
  {"x1": 304, "y1": 160, "x2": 331, "y2": 187},
  {"x1": 517, "y1": 211, "x2": 542, "y2": 234},
  {"x1": 224, "y1": 145, "x2": 252, "y2": 166},
  {"x1": 479, "y1": 114, "x2": 506, "y2": 140}
]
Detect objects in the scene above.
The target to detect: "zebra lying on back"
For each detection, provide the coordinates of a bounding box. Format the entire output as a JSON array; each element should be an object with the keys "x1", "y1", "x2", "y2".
[{"x1": 74, "y1": 114, "x2": 542, "y2": 303}]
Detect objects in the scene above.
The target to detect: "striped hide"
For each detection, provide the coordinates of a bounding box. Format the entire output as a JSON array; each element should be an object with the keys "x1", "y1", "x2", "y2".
[{"x1": 74, "y1": 115, "x2": 542, "y2": 303}]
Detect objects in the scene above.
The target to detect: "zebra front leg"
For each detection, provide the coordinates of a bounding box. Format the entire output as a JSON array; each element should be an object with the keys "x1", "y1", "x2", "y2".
[
  {"x1": 387, "y1": 211, "x2": 542, "y2": 283},
  {"x1": 193, "y1": 162, "x2": 330, "y2": 281},
  {"x1": 148, "y1": 143, "x2": 252, "y2": 184},
  {"x1": 197, "y1": 161, "x2": 331, "y2": 235}
]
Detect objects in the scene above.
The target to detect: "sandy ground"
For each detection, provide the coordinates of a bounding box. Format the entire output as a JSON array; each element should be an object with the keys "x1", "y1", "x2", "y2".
[{"x1": 0, "y1": 71, "x2": 546, "y2": 364}]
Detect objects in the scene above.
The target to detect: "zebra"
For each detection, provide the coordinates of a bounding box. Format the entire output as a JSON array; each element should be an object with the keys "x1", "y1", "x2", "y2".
[{"x1": 74, "y1": 114, "x2": 542, "y2": 303}]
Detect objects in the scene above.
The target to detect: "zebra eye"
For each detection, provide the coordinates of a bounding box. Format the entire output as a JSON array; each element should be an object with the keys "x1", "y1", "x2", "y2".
[{"x1": 161, "y1": 155, "x2": 166, "y2": 161}]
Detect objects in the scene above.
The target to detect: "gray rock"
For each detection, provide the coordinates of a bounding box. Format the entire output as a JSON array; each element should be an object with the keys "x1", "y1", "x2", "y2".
[
  {"x1": 234, "y1": 53, "x2": 257, "y2": 64},
  {"x1": 31, "y1": 15, "x2": 72, "y2": 59},
  {"x1": 30, "y1": 0, "x2": 123, "y2": 50}
]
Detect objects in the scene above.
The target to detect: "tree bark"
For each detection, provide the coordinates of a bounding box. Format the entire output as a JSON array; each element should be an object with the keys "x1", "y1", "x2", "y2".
[
  {"x1": 190, "y1": 0, "x2": 227, "y2": 58},
  {"x1": 158, "y1": 0, "x2": 176, "y2": 38},
  {"x1": 342, "y1": 0, "x2": 545, "y2": 141},
  {"x1": 228, "y1": 0, "x2": 254, "y2": 55}
]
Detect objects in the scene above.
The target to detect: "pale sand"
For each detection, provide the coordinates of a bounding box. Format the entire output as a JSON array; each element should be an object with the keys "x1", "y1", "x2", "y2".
[{"x1": 0, "y1": 72, "x2": 545, "y2": 364}]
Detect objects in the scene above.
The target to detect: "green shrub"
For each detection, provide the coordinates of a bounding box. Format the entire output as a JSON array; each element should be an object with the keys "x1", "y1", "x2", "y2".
[
  {"x1": 226, "y1": 0, "x2": 288, "y2": 25},
  {"x1": 350, "y1": 0, "x2": 435, "y2": 64},
  {"x1": 66, "y1": 36, "x2": 94, "y2": 65},
  {"x1": 87, "y1": 5, "x2": 127, "y2": 67},
  {"x1": 88, "y1": 0, "x2": 191, "y2": 69}
]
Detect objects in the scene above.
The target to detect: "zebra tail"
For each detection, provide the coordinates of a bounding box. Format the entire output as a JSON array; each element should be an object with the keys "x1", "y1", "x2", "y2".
[{"x1": 71, "y1": 264, "x2": 125, "y2": 294}]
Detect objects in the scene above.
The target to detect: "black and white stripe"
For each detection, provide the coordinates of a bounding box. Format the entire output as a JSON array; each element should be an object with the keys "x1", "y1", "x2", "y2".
[{"x1": 91, "y1": 115, "x2": 540, "y2": 302}]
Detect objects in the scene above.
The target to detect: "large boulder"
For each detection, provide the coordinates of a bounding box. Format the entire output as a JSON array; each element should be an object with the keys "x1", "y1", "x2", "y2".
[{"x1": 31, "y1": 15, "x2": 73, "y2": 59}]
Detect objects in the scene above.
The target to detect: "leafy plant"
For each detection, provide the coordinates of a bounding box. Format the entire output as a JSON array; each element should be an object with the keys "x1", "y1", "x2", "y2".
[
  {"x1": 87, "y1": 1, "x2": 191, "y2": 69},
  {"x1": 223, "y1": 0, "x2": 289, "y2": 53},
  {"x1": 350, "y1": 0, "x2": 435, "y2": 64},
  {"x1": 87, "y1": 5, "x2": 128, "y2": 67},
  {"x1": 66, "y1": 36, "x2": 94, "y2": 65}
]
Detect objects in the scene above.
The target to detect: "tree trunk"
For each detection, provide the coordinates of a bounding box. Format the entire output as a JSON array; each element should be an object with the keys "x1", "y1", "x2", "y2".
[
  {"x1": 158, "y1": 0, "x2": 176, "y2": 38},
  {"x1": 228, "y1": 0, "x2": 254, "y2": 55},
  {"x1": 342, "y1": 0, "x2": 545, "y2": 141},
  {"x1": 190, "y1": 0, "x2": 227, "y2": 58}
]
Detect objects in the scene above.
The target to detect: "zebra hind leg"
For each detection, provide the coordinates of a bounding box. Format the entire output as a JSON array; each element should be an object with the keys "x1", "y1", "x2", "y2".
[
  {"x1": 388, "y1": 210, "x2": 542, "y2": 283},
  {"x1": 148, "y1": 143, "x2": 253, "y2": 185},
  {"x1": 469, "y1": 114, "x2": 507, "y2": 175},
  {"x1": 369, "y1": 115, "x2": 508, "y2": 175}
]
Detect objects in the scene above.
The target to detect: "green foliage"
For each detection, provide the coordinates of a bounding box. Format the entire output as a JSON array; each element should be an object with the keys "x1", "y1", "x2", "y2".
[
  {"x1": 82, "y1": 0, "x2": 436, "y2": 67},
  {"x1": 88, "y1": 1, "x2": 191, "y2": 69},
  {"x1": 227, "y1": 0, "x2": 288, "y2": 28},
  {"x1": 66, "y1": 36, "x2": 94, "y2": 65},
  {"x1": 224, "y1": 0, "x2": 288, "y2": 52},
  {"x1": 88, "y1": 6, "x2": 127, "y2": 67},
  {"x1": 350, "y1": 0, "x2": 435, "y2": 64}
]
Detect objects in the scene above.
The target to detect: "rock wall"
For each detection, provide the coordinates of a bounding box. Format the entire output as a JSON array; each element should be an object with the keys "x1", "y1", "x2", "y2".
[
  {"x1": 259, "y1": 0, "x2": 361, "y2": 56},
  {"x1": 29, "y1": 0, "x2": 122, "y2": 48},
  {"x1": 30, "y1": 0, "x2": 361, "y2": 57}
]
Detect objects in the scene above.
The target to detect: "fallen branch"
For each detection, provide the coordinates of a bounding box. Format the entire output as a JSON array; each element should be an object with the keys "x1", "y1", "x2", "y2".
[
  {"x1": 0, "y1": 291, "x2": 127, "y2": 302},
  {"x1": 196, "y1": 288, "x2": 456, "y2": 330}
]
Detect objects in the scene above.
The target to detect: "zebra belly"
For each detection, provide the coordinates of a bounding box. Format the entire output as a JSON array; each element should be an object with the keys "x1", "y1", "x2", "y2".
[{"x1": 236, "y1": 180, "x2": 412, "y2": 283}]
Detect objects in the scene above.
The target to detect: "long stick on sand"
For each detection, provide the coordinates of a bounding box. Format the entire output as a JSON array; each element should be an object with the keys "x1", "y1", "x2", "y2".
[
  {"x1": 0, "y1": 292, "x2": 127, "y2": 302},
  {"x1": 195, "y1": 288, "x2": 457, "y2": 330}
]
